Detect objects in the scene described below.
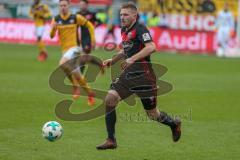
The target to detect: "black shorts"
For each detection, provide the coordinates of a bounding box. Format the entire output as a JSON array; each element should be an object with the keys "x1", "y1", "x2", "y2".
[
  {"x1": 110, "y1": 62, "x2": 157, "y2": 110},
  {"x1": 81, "y1": 35, "x2": 91, "y2": 53}
]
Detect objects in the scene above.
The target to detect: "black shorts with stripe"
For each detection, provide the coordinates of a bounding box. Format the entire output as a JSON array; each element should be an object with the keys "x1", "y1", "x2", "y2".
[{"x1": 110, "y1": 62, "x2": 157, "y2": 110}]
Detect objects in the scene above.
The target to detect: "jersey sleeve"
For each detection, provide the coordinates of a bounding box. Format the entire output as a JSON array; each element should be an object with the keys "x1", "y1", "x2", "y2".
[
  {"x1": 137, "y1": 25, "x2": 153, "y2": 44},
  {"x1": 50, "y1": 17, "x2": 57, "y2": 38},
  {"x1": 76, "y1": 14, "x2": 88, "y2": 26}
]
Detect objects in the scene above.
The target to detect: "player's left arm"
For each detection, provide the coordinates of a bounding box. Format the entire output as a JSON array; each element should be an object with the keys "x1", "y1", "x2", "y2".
[{"x1": 76, "y1": 14, "x2": 96, "y2": 47}]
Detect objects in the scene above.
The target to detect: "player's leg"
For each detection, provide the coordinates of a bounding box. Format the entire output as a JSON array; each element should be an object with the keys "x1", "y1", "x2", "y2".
[
  {"x1": 216, "y1": 29, "x2": 223, "y2": 57},
  {"x1": 141, "y1": 97, "x2": 181, "y2": 142},
  {"x1": 60, "y1": 48, "x2": 95, "y2": 104},
  {"x1": 72, "y1": 56, "x2": 95, "y2": 104},
  {"x1": 96, "y1": 90, "x2": 120, "y2": 150},
  {"x1": 59, "y1": 56, "x2": 81, "y2": 99},
  {"x1": 217, "y1": 27, "x2": 229, "y2": 57},
  {"x1": 36, "y1": 26, "x2": 48, "y2": 61},
  {"x1": 60, "y1": 50, "x2": 84, "y2": 99},
  {"x1": 222, "y1": 27, "x2": 231, "y2": 57},
  {"x1": 133, "y1": 65, "x2": 181, "y2": 142},
  {"x1": 96, "y1": 75, "x2": 133, "y2": 150},
  {"x1": 72, "y1": 67, "x2": 95, "y2": 105}
]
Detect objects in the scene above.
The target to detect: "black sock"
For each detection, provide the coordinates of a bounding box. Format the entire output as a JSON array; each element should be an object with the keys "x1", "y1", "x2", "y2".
[
  {"x1": 105, "y1": 109, "x2": 116, "y2": 141},
  {"x1": 157, "y1": 112, "x2": 176, "y2": 128}
]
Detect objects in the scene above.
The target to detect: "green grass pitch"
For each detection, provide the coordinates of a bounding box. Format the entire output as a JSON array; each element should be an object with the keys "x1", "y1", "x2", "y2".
[{"x1": 0, "y1": 43, "x2": 239, "y2": 160}]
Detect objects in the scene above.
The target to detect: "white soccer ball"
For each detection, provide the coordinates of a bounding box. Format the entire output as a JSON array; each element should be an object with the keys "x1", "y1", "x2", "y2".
[{"x1": 42, "y1": 121, "x2": 63, "y2": 142}]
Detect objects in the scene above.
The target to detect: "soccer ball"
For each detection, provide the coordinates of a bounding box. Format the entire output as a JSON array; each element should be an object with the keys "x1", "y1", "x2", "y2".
[{"x1": 42, "y1": 121, "x2": 63, "y2": 142}]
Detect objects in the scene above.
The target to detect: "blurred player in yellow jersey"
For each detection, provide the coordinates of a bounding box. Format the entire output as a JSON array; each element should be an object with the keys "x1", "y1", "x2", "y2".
[
  {"x1": 50, "y1": 0, "x2": 97, "y2": 106},
  {"x1": 29, "y1": 0, "x2": 51, "y2": 62}
]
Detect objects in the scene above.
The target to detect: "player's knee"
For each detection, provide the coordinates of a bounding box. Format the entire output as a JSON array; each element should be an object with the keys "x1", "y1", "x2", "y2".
[
  {"x1": 60, "y1": 62, "x2": 71, "y2": 73},
  {"x1": 83, "y1": 47, "x2": 91, "y2": 54},
  {"x1": 105, "y1": 92, "x2": 119, "y2": 108},
  {"x1": 59, "y1": 57, "x2": 69, "y2": 66}
]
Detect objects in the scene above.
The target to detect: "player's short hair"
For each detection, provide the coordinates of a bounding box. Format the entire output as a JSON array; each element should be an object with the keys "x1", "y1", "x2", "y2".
[
  {"x1": 81, "y1": 0, "x2": 89, "y2": 4},
  {"x1": 121, "y1": 2, "x2": 138, "y2": 12},
  {"x1": 59, "y1": 0, "x2": 70, "y2": 3}
]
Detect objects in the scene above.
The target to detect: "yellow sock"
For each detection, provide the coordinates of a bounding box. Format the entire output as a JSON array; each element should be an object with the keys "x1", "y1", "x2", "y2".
[
  {"x1": 71, "y1": 75, "x2": 79, "y2": 87},
  {"x1": 79, "y1": 75, "x2": 91, "y2": 93},
  {"x1": 37, "y1": 41, "x2": 46, "y2": 52}
]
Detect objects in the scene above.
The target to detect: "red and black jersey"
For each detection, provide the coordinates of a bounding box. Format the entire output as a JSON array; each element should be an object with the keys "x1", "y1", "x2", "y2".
[{"x1": 121, "y1": 21, "x2": 153, "y2": 62}]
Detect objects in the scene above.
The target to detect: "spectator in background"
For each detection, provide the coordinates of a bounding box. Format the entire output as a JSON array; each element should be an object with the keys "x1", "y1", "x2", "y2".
[
  {"x1": 201, "y1": 0, "x2": 216, "y2": 13},
  {"x1": 159, "y1": 13, "x2": 169, "y2": 28},
  {"x1": 147, "y1": 12, "x2": 160, "y2": 27},
  {"x1": 0, "y1": 4, "x2": 12, "y2": 18},
  {"x1": 139, "y1": 11, "x2": 148, "y2": 25},
  {"x1": 215, "y1": 2, "x2": 235, "y2": 57},
  {"x1": 96, "y1": 9, "x2": 107, "y2": 24}
]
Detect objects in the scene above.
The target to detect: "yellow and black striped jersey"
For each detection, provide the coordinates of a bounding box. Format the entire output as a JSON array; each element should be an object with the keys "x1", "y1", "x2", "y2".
[
  {"x1": 29, "y1": 3, "x2": 51, "y2": 26},
  {"x1": 50, "y1": 13, "x2": 95, "y2": 53}
]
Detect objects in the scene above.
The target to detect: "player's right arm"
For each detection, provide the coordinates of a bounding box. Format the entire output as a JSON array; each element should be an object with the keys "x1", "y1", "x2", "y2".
[
  {"x1": 103, "y1": 50, "x2": 126, "y2": 67},
  {"x1": 50, "y1": 18, "x2": 57, "y2": 38}
]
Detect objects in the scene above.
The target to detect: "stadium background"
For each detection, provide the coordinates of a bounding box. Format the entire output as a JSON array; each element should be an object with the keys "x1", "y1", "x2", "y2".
[
  {"x1": 0, "y1": 0, "x2": 240, "y2": 160},
  {"x1": 0, "y1": 0, "x2": 240, "y2": 54}
]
